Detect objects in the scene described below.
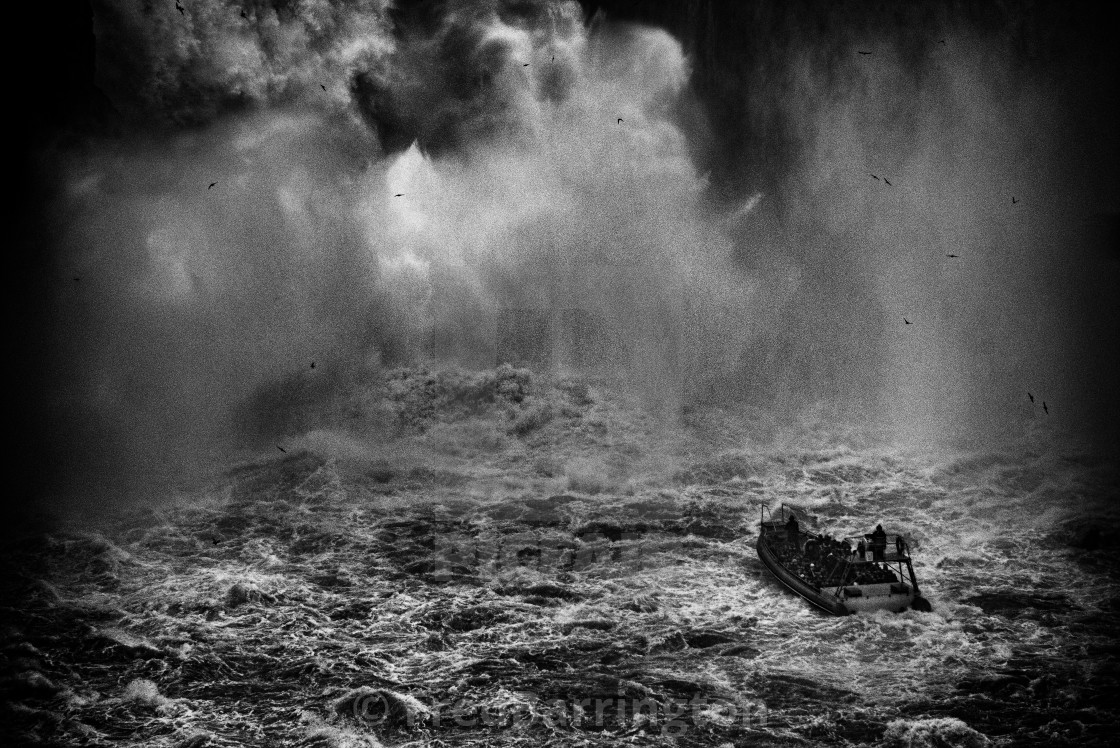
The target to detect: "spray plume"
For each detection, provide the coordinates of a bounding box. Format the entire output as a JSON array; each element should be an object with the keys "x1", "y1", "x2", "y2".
[{"x1": 18, "y1": 0, "x2": 1119, "y2": 521}]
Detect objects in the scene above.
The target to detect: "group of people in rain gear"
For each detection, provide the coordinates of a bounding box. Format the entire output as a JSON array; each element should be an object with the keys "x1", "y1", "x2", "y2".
[{"x1": 779, "y1": 515, "x2": 902, "y2": 588}]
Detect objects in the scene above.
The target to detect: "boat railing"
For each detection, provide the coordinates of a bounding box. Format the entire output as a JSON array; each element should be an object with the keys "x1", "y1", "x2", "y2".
[
  {"x1": 760, "y1": 504, "x2": 775, "y2": 526},
  {"x1": 837, "y1": 534, "x2": 912, "y2": 561}
]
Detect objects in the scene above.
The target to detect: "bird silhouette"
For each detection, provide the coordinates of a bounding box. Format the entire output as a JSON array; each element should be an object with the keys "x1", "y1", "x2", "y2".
[
  {"x1": 176, "y1": 1, "x2": 184, "y2": 15},
  {"x1": 73, "y1": 277, "x2": 80, "y2": 282},
  {"x1": 871, "y1": 174, "x2": 879, "y2": 180},
  {"x1": 208, "y1": 182, "x2": 216, "y2": 189},
  {"x1": 1012, "y1": 196, "x2": 1019, "y2": 204},
  {"x1": 939, "y1": 39, "x2": 946, "y2": 45},
  {"x1": 858, "y1": 51, "x2": 871, "y2": 55},
  {"x1": 904, "y1": 318, "x2": 912, "y2": 325},
  {"x1": 884, "y1": 178, "x2": 892, "y2": 186},
  {"x1": 241, "y1": 10, "x2": 247, "y2": 18},
  {"x1": 277, "y1": 445, "x2": 287, "y2": 454},
  {"x1": 1043, "y1": 402, "x2": 1049, "y2": 414},
  {"x1": 394, "y1": 193, "x2": 403, "y2": 197},
  {"x1": 1028, "y1": 392, "x2": 1034, "y2": 403},
  {"x1": 321, "y1": 84, "x2": 326, "y2": 90},
  {"x1": 946, "y1": 254, "x2": 959, "y2": 258},
  {"x1": 617, "y1": 118, "x2": 623, "y2": 124},
  {"x1": 310, "y1": 361, "x2": 316, "y2": 369},
  {"x1": 522, "y1": 63, "x2": 529, "y2": 67}
]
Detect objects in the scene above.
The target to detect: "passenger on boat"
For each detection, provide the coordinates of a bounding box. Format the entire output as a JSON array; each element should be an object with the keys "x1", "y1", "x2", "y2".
[
  {"x1": 821, "y1": 554, "x2": 847, "y2": 586},
  {"x1": 786, "y1": 515, "x2": 800, "y2": 547},
  {"x1": 854, "y1": 564, "x2": 899, "y2": 584},
  {"x1": 867, "y1": 525, "x2": 887, "y2": 561}
]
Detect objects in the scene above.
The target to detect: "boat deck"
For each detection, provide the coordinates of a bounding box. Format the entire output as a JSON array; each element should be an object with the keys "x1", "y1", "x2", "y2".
[{"x1": 758, "y1": 517, "x2": 925, "y2": 614}]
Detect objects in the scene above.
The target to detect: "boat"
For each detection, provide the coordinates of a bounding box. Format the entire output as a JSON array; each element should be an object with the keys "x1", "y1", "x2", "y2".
[{"x1": 756, "y1": 505, "x2": 932, "y2": 615}]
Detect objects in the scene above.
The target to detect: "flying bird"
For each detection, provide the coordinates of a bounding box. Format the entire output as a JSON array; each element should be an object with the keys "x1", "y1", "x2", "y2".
[
  {"x1": 277, "y1": 445, "x2": 287, "y2": 454},
  {"x1": 871, "y1": 174, "x2": 880, "y2": 180},
  {"x1": 618, "y1": 118, "x2": 624, "y2": 124},
  {"x1": 1043, "y1": 401, "x2": 1049, "y2": 414},
  {"x1": 904, "y1": 318, "x2": 912, "y2": 325},
  {"x1": 310, "y1": 361, "x2": 315, "y2": 369},
  {"x1": 1028, "y1": 392, "x2": 1034, "y2": 403},
  {"x1": 394, "y1": 193, "x2": 403, "y2": 197},
  {"x1": 208, "y1": 182, "x2": 216, "y2": 189},
  {"x1": 858, "y1": 51, "x2": 872, "y2": 55},
  {"x1": 321, "y1": 84, "x2": 326, "y2": 90},
  {"x1": 946, "y1": 254, "x2": 959, "y2": 258},
  {"x1": 939, "y1": 39, "x2": 946, "y2": 45},
  {"x1": 241, "y1": 10, "x2": 247, "y2": 18},
  {"x1": 884, "y1": 178, "x2": 892, "y2": 186},
  {"x1": 1012, "y1": 196, "x2": 1019, "y2": 204},
  {"x1": 522, "y1": 63, "x2": 529, "y2": 67},
  {"x1": 176, "y1": 1, "x2": 184, "y2": 15}
]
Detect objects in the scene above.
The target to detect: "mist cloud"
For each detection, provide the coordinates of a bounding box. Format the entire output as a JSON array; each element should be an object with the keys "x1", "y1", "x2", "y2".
[
  {"x1": 698, "y1": 5, "x2": 1119, "y2": 447},
  {"x1": 40, "y1": 0, "x2": 762, "y2": 511},
  {"x1": 26, "y1": 0, "x2": 1119, "y2": 519}
]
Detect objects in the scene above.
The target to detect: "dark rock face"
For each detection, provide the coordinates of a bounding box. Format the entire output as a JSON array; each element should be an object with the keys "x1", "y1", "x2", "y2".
[{"x1": 1073, "y1": 527, "x2": 1103, "y2": 550}]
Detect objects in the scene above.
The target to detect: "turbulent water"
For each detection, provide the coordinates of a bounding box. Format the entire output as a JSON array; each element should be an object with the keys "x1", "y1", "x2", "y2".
[
  {"x1": 9, "y1": 0, "x2": 1118, "y2": 745},
  {"x1": 3, "y1": 369, "x2": 1117, "y2": 747}
]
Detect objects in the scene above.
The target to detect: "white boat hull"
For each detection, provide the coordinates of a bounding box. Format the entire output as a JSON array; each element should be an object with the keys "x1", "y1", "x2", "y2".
[{"x1": 821, "y1": 582, "x2": 915, "y2": 613}]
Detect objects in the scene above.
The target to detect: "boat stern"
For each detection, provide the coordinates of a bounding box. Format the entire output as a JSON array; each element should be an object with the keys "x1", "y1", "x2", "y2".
[{"x1": 823, "y1": 582, "x2": 917, "y2": 614}]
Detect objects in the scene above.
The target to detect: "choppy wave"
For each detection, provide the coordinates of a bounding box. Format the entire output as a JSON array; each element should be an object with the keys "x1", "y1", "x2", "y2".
[{"x1": 5, "y1": 366, "x2": 1117, "y2": 746}]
